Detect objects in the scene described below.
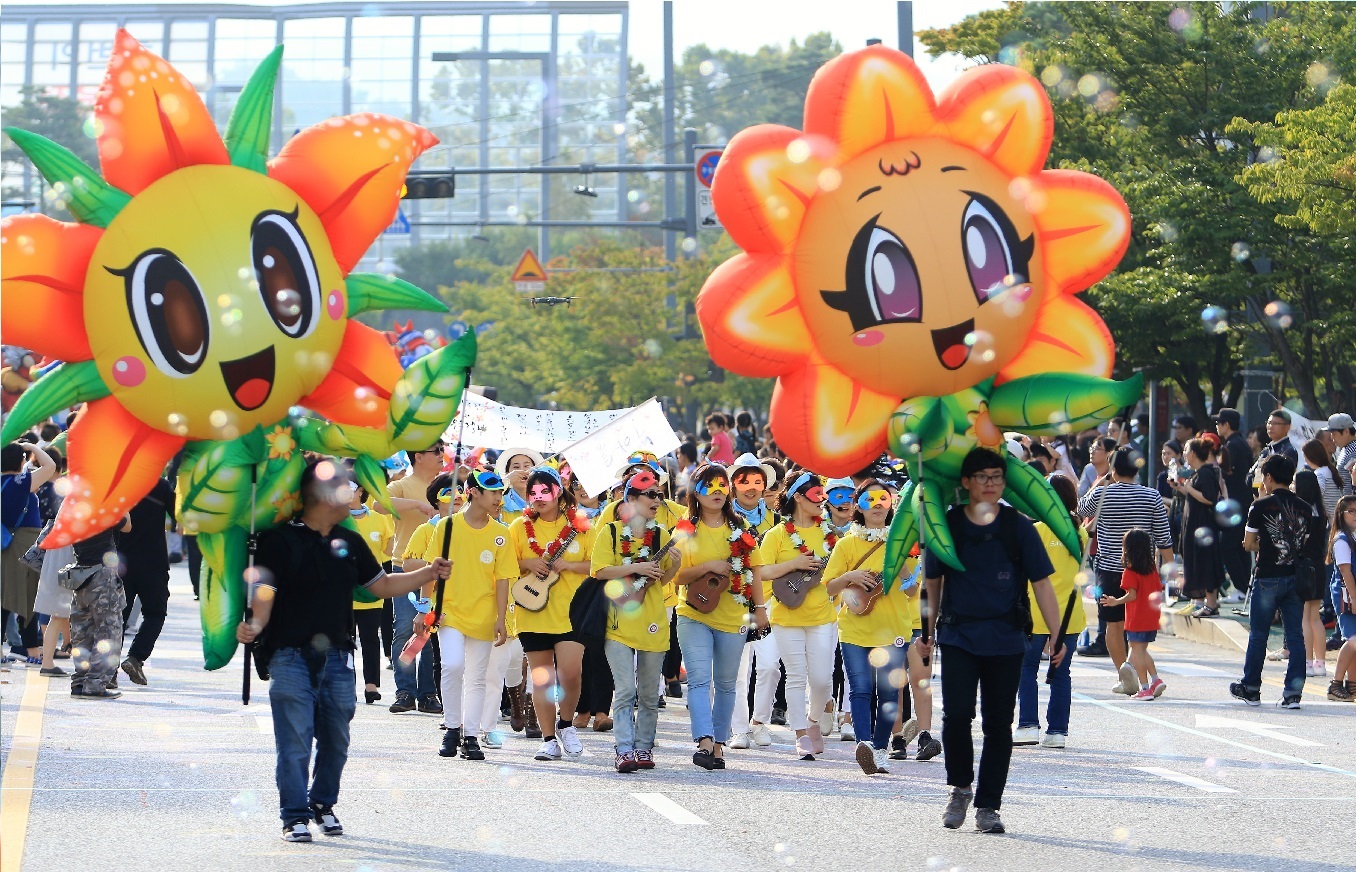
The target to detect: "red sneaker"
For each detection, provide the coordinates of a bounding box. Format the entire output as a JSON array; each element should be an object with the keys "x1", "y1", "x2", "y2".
[
  {"x1": 615, "y1": 752, "x2": 639, "y2": 773},
  {"x1": 634, "y1": 749, "x2": 655, "y2": 770}
]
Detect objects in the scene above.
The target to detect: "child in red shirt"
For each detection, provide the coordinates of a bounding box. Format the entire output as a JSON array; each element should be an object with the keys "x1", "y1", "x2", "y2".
[{"x1": 1099, "y1": 529, "x2": 1166, "y2": 700}]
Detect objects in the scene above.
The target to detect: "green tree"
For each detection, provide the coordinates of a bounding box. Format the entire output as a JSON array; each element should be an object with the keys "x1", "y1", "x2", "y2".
[{"x1": 2, "y1": 88, "x2": 99, "y2": 216}]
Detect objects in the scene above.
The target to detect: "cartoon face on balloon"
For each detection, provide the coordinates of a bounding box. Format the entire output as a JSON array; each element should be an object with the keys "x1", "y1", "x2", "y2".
[
  {"x1": 89, "y1": 167, "x2": 347, "y2": 438},
  {"x1": 697, "y1": 46, "x2": 1130, "y2": 476}
]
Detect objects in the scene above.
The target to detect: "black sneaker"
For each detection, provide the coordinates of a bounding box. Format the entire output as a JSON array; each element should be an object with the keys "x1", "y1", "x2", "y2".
[
  {"x1": 309, "y1": 803, "x2": 342, "y2": 836},
  {"x1": 916, "y1": 731, "x2": 942, "y2": 761},
  {"x1": 72, "y1": 686, "x2": 122, "y2": 700},
  {"x1": 1277, "y1": 695, "x2": 1301, "y2": 710},
  {"x1": 1075, "y1": 642, "x2": 1109, "y2": 658},
  {"x1": 1228, "y1": 682, "x2": 1261, "y2": 707},
  {"x1": 417, "y1": 695, "x2": 443, "y2": 715},
  {"x1": 888, "y1": 734, "x2": 908, "y2": 760},
  {"x1": 667, "y1": 679, "x2": 683, "y2": 699},
  {"x1": 439, "y1": 727, "x2": 463, "y2": 757},
  {"x1": 460, "y1": 734, "x2": 485, "y2": 760},
  {"x1": 770, "y1": 707, "x2": 787, "y2": 726},
  {"x1": 389, "y1": 692, "x2": 416, "y2": 714},
  {"x1": 282, "y1": 819, "x2": 312, "y2": 842},
  {"x1": 120, "y1": 657, "x2": 147, "y2": 686}
]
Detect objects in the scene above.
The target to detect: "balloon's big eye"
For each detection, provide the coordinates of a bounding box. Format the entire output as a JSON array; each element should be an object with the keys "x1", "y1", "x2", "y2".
[
  {"x1": 960, "y1": 193, "x2": 1033, "y2": 304},
  {"x1": 252, "y1": 209, "x2": 320, "y2": 339},
  {"x1": 116, "y1": 249, "x2": 210, "y2": 378}
]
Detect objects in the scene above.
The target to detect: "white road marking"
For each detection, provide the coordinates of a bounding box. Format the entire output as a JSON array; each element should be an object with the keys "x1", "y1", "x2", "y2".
[
  {"x1": 631, "y1": 792, "x2": 708, "y2": 825},
  {"x1": 1194, "y1": 713, "x2": 1324, "y2": 747},
  {"x1": 1134, "y1": 766, "x2": 1236, "y2": 793},
  {"x1": 1073, "y1": 692, "x2": 1356, "y2": 780},
  {"x1": 255, "y1": 715, "x2": 272, "y2": 735},
  {"x1": 1155, "y1": 661, "x2": 1232, "y2": 677}
]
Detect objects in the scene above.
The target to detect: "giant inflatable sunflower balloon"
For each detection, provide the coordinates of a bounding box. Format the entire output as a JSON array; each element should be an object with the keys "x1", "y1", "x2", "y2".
[
  {"x1": 697, "y1": 46, "x2": 1141, "y2": 577},
  {"x1": 1, "y1": 31, "x2": 475, "y2": 668}
]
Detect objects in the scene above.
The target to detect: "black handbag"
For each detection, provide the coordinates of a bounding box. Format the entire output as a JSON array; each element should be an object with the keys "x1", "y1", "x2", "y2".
[{"x1": 569, "y1": 577, "x2": 610, "y2": 641}]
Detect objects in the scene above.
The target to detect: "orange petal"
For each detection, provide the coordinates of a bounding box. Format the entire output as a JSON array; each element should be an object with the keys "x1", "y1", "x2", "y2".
[
  {"x1": 711, "y1": 125, "x2": 836, "y2": 255},
  {"x1": 269, "y1": 114, "x2": 437, "y2": 274},
  {"x1": 696, "y1": 254, "x2": 811, "y2": 378},
  {"x1": 95, "y1": 29, "x2": 228, "y2": 195},
  {"x1": 298, "y1": 321, "x2": 402, "y2": 428},
  {"x1": 1, "y1": 214, "x2": 99, "y2": 361},
  {"x1": 45, "y1": 397, "x2": 185, "y2": 549},
  {"x1": 937, "y1": 64, "x2": 1052, "y2": 178},
  {"x1": 1031, "y1": 169, "x2": 1131, "y2": 296},
  {"x1": 802, "y1": 45, "x2": 938, "y2": 158},
  {"x1": 771, "y1": 358, "x2": 897, "y2": 478},
  {"x1": 999, "y1": 295, "x2": 1115, "y2": 382}
]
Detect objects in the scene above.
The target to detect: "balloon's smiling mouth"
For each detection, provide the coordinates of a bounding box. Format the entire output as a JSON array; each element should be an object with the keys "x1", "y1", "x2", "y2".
[
  {"x1": 220, "y1": 346, "x2": 276, "y2": 411},
  {"x1": 932, "y1": 319, "x2": 974, "y2": 370}
]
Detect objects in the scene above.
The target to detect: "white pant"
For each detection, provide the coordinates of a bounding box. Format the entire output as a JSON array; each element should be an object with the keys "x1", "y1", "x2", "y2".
[
  {"x1": 772, "y1": 623, "x2": 837, "y2": 731},
  {"x1": 438, "y1": 626, "x2": 512, "y2": 734},
  {"x1": 731, "y1": 631, "x2": 780, "y2": 735},
  {"x1": 478, "y1": 636, "x2": 524, "y2": 733}
]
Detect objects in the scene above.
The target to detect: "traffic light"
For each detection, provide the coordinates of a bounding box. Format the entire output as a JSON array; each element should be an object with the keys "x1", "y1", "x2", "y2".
[{"x1": 403, "y1": 174, "x2": 455, "y2": 199}]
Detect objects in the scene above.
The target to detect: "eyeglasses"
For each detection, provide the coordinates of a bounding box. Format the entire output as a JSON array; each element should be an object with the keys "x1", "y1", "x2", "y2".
[
  {"x1": 856, "y1": 490, "x2": 892, "y2": 510},
  {"x1": 635, "y1": 490, "x2": 663, "y2": 500},
  {"x1": 969, "y1": 472, "x2": 1006, "y2": 486}
]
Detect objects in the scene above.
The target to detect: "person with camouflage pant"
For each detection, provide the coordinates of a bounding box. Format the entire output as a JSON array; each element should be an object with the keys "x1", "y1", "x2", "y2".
[{"x1": 69, "y1": 516, "x2": 130, "y2": 700}]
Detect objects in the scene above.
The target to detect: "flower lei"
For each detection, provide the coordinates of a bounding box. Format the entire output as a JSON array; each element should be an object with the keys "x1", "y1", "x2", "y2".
[
  {"x1": 675, "y1": 518, "x2": 758, "y2": 605},
  {"x1": 619, "y1": 520, "x2": 661, "y2": 592},
  {"x1": 525, "y1": 509, "x2": 586, "y2": 558},
  {"x1": 784, "y1": 518, "x2": 837, "y2": 557},
  {"x1": 852, "y1": 522, "x2": 888, "y2": 543}
]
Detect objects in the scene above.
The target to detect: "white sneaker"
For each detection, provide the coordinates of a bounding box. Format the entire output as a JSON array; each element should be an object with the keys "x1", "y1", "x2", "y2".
[
  {"x1": 1220, "y1": 591, "x2": 1244, "y2": 603},
  {"x1": 1041, "y1": 733, "x2": 1066, "y2": 749},
  {"x1": 481, "y1": 731, "x2": 503, "y2": 749},
  {"x1": 1012, "y1": 726, "x2": 1039, "y2": 746},
  {"x1": 1116, "y1": 663, "x2": 1140, "y2": 695},
  {"x1": 559, "y1": 725, "x2": 584, "y2": 756},
  {"x1": 840, "y1": 720, "x2": 856, "y2": 742},
  {"x1": 728, "y1": 732, "x2": 752, "y2": 749},
  {"x1": 873, "y1": 748, "x2": 890, "y2": 773},
  {"x1": 816, "y1": 708, "x2": 836, "y2": 740},
  {"x1": 855, "y1": 740, "x2": 879, "y2": 774},
  {"x1": 751, "y1": 723, "x2": 772, "y2": 746},
  {"x1": 534, "y1": 738, "x2": 563, "y2": 760}
]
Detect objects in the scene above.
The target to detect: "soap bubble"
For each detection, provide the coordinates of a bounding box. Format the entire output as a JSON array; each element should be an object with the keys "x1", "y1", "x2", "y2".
[
  {"x1": 1263, "y1": 301, "x2": 1293, "y2": 330},
  {"x1": 1193, "y1": 527, "x2": 1215, "y2": 547},
  {"x1": 1231, "y1": 241, "x2": 1251, "y2": 262},
  {"x1": 274, "y1": 288, "x2": 302, "y2": 318},
  {"x1": 330, "y1": 538, "x2": 349, "y2": 558},
  {"x1": 1215, "y1": 499, "x2": 1243, "y2": 528},
  {"x1": 1201, "y1": 306, "x2": 1229, "y2": 334}
]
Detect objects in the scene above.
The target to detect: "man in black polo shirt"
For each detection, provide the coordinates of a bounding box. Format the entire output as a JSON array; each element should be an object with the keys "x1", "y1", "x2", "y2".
[
  {"x1": 237, "y1": 459, "x2": 450, "y2": 843},
  {"x1": 918, "y1": 448, "x2": 1065, "y2": 835}
]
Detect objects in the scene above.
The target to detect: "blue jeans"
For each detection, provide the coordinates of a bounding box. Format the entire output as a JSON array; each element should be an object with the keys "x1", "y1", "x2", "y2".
[
  {"x1": 1332, "y1": 567, "x2": 1356, "y2": 640},
  {"x1": 1240, "y1": 575, "x2": 1305, "y2": 697},
  {"x1": 392, "y1": 592, "x2": 435, "y2": 699},
  {"x1": 1018, "y1": 633, "x2": 1077, "y2": 735},
  {"x1": 268, "y1": 647, "x2": 356, "y2": 823},
  {"x1": 603, "y1": 640, "x2": 666, "y2": 753},
  {"x1": 840, "y1": 642, "x2": 908, "y2": 749},
  {"x1": 676, "y1": 616, "x2": 743, "y2": 743}
]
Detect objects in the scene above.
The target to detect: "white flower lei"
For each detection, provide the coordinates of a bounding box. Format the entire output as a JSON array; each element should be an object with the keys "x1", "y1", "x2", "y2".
[
  {"x1": 853, "y1": 522, "x2": 889, "y2": 543},
  {"x1": 619, "y1": 520, "x2": 661, "y2": 591}
]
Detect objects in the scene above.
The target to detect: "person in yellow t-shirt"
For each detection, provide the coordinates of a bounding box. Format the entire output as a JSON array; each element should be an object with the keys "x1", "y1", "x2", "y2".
[
  {"x1": 350, "y1": 485, "x2": 396, "y2": 705},
  {"x1": 509, "y1": 466, "x2": 597, "y2": 761},
  {"x1": 591, "y1": 470, "x2": 678, "y2": 773},
  {"x1": 392, "y1": 472, "x2": 456, "y2": 714},
  {"x1": 757, "y1": 472, "x2": 838, "y2": 761},
  {"x1": 824, "y1": 479, "x2": 919, "y2": 776},
  {"x1": 1016, "y1": 473, "x2": 1089, "y2": 750},
  {"x1": 674, "y1": 464, "x2": 768, "y2": 771},
  {"x1": 412, "y1": 470, "x2": 517, "y2": 761}
]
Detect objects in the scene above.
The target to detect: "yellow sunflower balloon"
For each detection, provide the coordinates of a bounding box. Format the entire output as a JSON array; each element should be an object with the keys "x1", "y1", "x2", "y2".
[
  {"x1": 1, "y1": 31, "x2": 476, "y2": 668},
  {"x1": 696, "y1": 45, "x2": 1142, "y2": 575}
]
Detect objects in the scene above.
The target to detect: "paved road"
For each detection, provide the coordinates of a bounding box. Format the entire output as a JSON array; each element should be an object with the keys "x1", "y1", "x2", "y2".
[{"x1": 3, "y1": 566, "x2": 1353, "y2": 872}]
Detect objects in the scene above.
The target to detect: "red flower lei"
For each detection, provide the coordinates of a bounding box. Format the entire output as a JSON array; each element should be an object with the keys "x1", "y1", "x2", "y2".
[
  {"x1": 676, "y1": 518, "x2": 756, "y2": 603},
  {"x1": 618, "y1": 521, "x2": 660, "y2": 562},
  {"x1": 784, "y1": 519, "x2": 837, "y2": 557},
  {"x1": 525, "y1": 509, "x2": 586, "y2": 558}
]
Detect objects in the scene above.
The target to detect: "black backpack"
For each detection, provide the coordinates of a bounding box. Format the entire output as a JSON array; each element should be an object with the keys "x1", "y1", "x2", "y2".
[{"x1": 938, "y1": 504, "x2": 1033, "y2": 638}]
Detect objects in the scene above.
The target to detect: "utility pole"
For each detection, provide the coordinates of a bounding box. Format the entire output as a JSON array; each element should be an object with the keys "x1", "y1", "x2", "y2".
[
  {"x1": 898, "y1": 1, "x2": 914, "y2": 57},
  {"x1": 663, "y1": 0, "x2": 678, "y2": 261}
]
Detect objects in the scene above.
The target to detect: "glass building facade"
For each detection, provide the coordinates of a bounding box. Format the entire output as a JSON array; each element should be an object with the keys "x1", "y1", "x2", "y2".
[{"x1": 1, "y1": 1, "x2": 630, "y2": 266}]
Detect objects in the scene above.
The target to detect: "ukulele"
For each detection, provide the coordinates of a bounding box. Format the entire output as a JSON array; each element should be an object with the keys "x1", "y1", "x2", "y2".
[
  {"x1": 773, "y1": 562, "x2": 825, "y2": 609},
  {"x1": 686, "y1": 569, "x2": 731, "y2": 614},
  {"x1": 837, "y1": 540, "x2": 886, "y2": 616},
  {"x1": 609, "y1": 537, "x2": 680, "y2": 609},
  {"x1": 511, "y1": 525, "x2": 580, "y2": 612}
]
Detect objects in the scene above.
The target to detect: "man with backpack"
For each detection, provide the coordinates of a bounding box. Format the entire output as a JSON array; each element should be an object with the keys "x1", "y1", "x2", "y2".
[
  {"x1": 917, "y1": 448, "x2": 1066, "y2": 835},
  {"x1": 236, "y1": 459, "x2": 451, "y2": 843}
]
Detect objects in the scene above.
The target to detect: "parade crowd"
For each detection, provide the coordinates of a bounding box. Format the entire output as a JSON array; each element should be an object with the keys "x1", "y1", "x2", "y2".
[{"x1": 4, "y1": 405, "x2": 1355, "y2": 843}]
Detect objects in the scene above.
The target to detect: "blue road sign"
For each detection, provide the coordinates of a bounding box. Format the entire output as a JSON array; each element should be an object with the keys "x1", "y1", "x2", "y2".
[{"x1": 385, "y1": 207, "x2": 411, "y2": 235}]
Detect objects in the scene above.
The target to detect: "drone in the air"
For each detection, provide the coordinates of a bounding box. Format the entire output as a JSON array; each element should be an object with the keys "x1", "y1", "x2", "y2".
[{"x1": 528, "y1": 296, "x2": 577, "y2": 308}]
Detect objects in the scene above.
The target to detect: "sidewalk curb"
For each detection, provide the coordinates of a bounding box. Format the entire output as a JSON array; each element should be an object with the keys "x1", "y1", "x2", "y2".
[{"x1": 1160, "y1": 609, "x2": 1249, "y2": 653}]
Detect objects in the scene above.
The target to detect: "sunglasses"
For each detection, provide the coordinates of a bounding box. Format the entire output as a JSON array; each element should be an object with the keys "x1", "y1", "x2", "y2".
[
  {"x1": 856, "y1": 490, "x2": 892, "y2": 511},
  {"x1": 696, "y1": 477, "x2": 730, "y2": 496},
  {"x1": 635, "y1": 489, "x2": 663, "y2": 500}
]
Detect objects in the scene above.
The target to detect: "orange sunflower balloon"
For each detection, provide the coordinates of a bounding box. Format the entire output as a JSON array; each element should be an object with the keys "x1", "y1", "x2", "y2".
[
  {"x1": 697, "y1": 46, "x2": 1141, "y2": 574},
  {"x1": 1, "y1": 31, "x2": 477, "y2": 668}
]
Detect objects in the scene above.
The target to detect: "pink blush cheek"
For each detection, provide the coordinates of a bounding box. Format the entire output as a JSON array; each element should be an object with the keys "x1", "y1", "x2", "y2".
[
  {"x1": 852, "y1": 330, "x2": 884, "y2": 347},
  {"x1": 327, "y1": 290, "x2": 344, "y2": 320},
  {"x1": 112, "y1": 356, "x2": 146, "y2": 388}
]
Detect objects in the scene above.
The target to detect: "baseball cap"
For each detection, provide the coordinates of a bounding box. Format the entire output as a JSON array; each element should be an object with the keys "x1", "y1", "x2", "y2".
[{"x1": 1326, "y1": 413, "x2": 1355, "y2": 432}]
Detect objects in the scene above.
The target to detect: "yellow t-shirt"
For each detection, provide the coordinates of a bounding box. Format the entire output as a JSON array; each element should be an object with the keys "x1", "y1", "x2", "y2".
[
  {"x1": 591, "y1": 522, "x2": 672, "y2": 653},
  {"x1": 1030, "y1": 522, "x2": 1089, "y2": 636},
  {"x1": 421, "y1": 512, "x2": 518, "y2": 640},
  {"x1": 387, "y1": 473, "x2": 433, "y2": 560},
  {"x1": 499, "y1": 507, "x2": 525, "y2": 527},
  {"x1": 676, "y1": 519, "x2": 766, "y2": 635},
  {"x1": 758, "y1": 522, "x2": 836, "y2": 628},
  {"x1": 402, "y1": 518, "x2": 440, "y2": 564},
  {"x1": 351, "y1": 511, "x2": 395, "y2": 610},
  {"x1": 826, "y1": 531, "x2": 919, "y2": 648},
  {"x1": 509, "y1": 512, "x2": 598, "y2": 635}
]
